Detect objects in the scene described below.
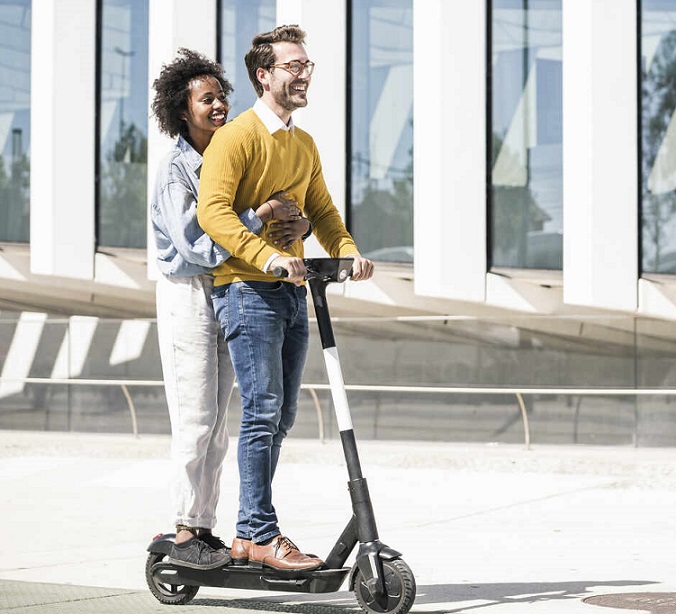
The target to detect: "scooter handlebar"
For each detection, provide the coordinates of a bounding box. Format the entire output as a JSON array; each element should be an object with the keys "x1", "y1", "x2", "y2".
[{"x1": 271, "y1": 258, "x2": 354, "y2": 283}]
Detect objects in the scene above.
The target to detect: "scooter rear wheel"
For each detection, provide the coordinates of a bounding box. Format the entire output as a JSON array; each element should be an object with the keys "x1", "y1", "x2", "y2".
[
  {"x1": 354, "y1": 558, "x2": 416, "y2": 614},
  {"x1": 145, "y1": 551, "x2": 199, "y2": 605}
]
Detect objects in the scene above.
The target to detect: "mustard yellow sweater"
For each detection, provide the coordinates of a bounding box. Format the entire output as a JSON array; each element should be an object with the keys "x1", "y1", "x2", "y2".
[{"x1": 197, "y1": 109, "x2": 358, "y2": 286}]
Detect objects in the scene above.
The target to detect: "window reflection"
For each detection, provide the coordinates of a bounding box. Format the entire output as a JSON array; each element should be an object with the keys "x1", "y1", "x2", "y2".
[
  {"x1": 641, "y1": 1, "x2": 676, "y2": 275},
  {"x1": 491, "y1": 0, "x2": 562, "y2": 270},
  {"x1": 219, "y1": 0, "x2": 275, "y2": 119},
  {"x1": 97, "y1": 0, "x2": 149, "y2": 249},
  {"x1": 350, "y1": 0, "x2": 413, "y2": 263},
  {"x1": 0, "y1": 0, "x2": 31, "y2": 243}
]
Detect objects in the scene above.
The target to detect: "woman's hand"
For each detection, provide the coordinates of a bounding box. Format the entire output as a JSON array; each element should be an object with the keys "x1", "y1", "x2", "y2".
[
  {"x1": 268, "y1": 218, "x2": 311, "y2": 250},
  {"x1": 266, "y1": 191, "x2": 301, "y2": 222}
]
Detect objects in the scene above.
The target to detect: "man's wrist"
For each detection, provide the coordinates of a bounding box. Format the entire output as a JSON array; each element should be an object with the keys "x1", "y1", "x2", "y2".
[{"x1": 262, "y1": 253, "x2": 282, "y2": 273}]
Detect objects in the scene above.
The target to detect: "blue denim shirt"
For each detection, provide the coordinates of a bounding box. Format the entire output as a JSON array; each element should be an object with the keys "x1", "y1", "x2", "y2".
[{"x1": 151, "y1": 135, "x2": 263, "y2": 276}]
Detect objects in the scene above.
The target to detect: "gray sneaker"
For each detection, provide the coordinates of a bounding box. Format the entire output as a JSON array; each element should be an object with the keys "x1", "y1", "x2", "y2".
[
  {"x1": 199, "y1": 533, "x2": 231, "y2": 555},
  {"x1": 168, "y1": 537, "x2": 231, "y2": 570}
]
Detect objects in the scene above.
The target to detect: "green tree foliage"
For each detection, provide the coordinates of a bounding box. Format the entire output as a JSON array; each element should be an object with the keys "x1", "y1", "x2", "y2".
[
  {"x1": 98, "y1": 121, "x2": 148, "y2": 248},
  {"x1": 0, "y1": 153, "x2": 30, "y2": 242},
  {"x1": 352, "y1": 177, "x2": 413, "y2": 262},
  {"x1": 490, "y1": 132, "x2": 549, "y2": 268}
]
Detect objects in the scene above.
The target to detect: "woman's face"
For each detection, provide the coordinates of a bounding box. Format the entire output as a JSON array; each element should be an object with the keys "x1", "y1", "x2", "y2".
[{"x1": 184, "y1": 75, "x2": 229, "y2": 141}]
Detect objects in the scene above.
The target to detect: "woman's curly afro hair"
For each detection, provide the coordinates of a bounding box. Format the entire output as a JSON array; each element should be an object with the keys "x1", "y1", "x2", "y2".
[{"x1": 151, "y1": 48, "x2": 233, "y2": 139}]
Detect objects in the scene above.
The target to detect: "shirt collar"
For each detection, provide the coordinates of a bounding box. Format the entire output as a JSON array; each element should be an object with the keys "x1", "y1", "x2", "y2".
[
  {"x1": 253, "y1": 98, "x2": 295, "y2": 135},
  {"x1": 177, "y1": 134, "x2": 203, "y2": 172}
]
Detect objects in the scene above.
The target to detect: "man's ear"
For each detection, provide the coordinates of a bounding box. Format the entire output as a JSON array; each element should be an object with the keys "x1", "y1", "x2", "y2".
[{"x1": 256, "y1": 66, "x2": 270, "y2": 91}]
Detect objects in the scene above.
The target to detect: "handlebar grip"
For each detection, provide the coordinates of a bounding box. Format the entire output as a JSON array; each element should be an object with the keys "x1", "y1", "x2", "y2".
[{"x1": 272, "y1": 266, "x2": 288, "y2": 278}]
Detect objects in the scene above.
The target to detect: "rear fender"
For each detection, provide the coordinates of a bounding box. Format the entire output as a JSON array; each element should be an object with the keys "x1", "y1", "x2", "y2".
[{"x1": 147, "y1": 532, "x2": 176, "y2": 555}]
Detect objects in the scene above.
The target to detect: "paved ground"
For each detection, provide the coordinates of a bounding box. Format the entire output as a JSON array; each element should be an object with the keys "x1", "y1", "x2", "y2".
[{"x1": 1, "y1": 430, "x2": 676, "y2": 613}]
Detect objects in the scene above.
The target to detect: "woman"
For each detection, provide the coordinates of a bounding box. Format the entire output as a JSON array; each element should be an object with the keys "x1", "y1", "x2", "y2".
[{"x1": 150, "y1": 48, "x2": 310, "y2": 570}]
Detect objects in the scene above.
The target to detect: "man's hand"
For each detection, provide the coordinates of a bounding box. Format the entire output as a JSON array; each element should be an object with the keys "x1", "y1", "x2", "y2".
[
  {"x1": 346, "y1": 255, "x2": 374, "y2": 281},
  {"x1": 268, "y1": 218, "x2": 311, "y2": 250},
  {"x1": 271, "y1": 255, "x2": 306, "y2": 285}
]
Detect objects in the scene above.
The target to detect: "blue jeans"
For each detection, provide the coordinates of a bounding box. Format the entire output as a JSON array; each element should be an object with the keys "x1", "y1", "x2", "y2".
[{"x1": 212, "y1": 280, "x2": 309, "y2": 543}]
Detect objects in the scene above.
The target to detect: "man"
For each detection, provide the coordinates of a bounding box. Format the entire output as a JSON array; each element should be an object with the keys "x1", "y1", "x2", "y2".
[{"x1": 197, "y1": 24, "x2": 373, "y2": 572}]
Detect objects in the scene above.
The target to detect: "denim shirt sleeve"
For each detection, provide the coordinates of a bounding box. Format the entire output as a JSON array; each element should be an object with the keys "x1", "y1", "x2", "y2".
[{"x1": 155, "y1": 178, "x2": 263, "y2": 273}]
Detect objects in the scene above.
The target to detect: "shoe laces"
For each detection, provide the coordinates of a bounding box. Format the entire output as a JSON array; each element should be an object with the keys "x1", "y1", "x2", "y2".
[
  {"x1": 200, "y1": 534, "x2": 227, "y2": 550},
  {"x1": 192, "y1": 538, "x2": 221, "y2": 559},
  {"x1": 194, "y1": 539, "x2": 211, "y2": 553},
  {"x1": 276, "y1": 536, "x2": 300, "y2": 554}
]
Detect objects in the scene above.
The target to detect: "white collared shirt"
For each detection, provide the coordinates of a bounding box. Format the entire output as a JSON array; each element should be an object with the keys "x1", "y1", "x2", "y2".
[{"x1": 253, "y1": 98, "x2": 295, "y2": 135}]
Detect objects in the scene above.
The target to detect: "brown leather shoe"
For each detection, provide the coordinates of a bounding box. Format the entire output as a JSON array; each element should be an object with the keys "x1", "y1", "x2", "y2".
[
  {"x1": 231, "y1": 537, "x2": 252, "y2": 566},
  {"x1": 249, "y1": 536, "x2": 323, "y2": 571}
]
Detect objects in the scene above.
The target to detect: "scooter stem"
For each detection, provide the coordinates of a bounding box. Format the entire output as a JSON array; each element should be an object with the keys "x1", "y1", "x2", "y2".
[
  {"x1": 308, "y1": 274, "x2": 379, "y2": 542},
  {"x1": 307, "y1": 271, "x2": 393, "y2": 599}
]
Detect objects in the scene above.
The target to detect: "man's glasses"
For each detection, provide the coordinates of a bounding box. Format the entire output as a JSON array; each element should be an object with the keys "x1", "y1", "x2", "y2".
[{"x1": 269, "y1": 60, "x2": 315, "y2": 77}]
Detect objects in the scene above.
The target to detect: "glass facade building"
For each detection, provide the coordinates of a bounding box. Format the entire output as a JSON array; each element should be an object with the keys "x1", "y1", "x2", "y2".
[
  {"x1": 4, "y1": 1, "x2": 676, "y2": 445},
  {"x1": 218, "y1": 0, "x2": 275, "y2": 118},
  {"x1": 97, "y1": 0, "x2": 149, "y2": 249},
  {"x1": 490, "y1": 0, "x2": 563, "y2": 270},
  {"x1": 0, "y1": 0, "x2": 31, "y2": 243},
  {"x1": 641, "y1": 0, "x2": 676, "y2": 275},
  {"x1": 5, "y1": 2, "x2": 676, "y2": 274},
  {"x1": 350, "y1": 0, "x2": 413, "y2": 263}
]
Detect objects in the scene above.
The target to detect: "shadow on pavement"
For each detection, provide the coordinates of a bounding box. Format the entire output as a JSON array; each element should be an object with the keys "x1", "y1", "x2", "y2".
[
  {"x1": 0, "y1": 579, "x2": 661, "y2": 614},
  {"x1": 188, "y1": 580, "x2": 658, "y2": 613}
]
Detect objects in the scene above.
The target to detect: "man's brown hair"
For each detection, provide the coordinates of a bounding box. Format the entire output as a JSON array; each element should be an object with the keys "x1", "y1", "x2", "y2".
[{"x1": 244, "y1": 24, "x2": 307, "y2": 97}]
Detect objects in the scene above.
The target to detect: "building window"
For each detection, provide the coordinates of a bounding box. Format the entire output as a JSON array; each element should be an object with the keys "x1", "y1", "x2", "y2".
[
  {"x1": 350, "y1": 0, "x2": 413, "y2": 263},
  {"x1": 490, "y1": 0, "x2": 562, "y2": 270},
  {"x1": 218, "y1": 0, "x2": 275, "y2": 118},
  {"x1": 0, "y1": 0, "x2": 31, "y2": 243},
  {"x1": 97, "y1": 0, "x2": 149, "y2": 249},
  {"x1": 641, "y1": 0, "x2": 676, "y2": 275}
]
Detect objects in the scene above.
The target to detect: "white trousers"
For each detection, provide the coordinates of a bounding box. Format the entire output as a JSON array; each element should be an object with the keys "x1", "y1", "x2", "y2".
[{"x1": 156, "y1": 273, "x2": 235, "y2": 529}]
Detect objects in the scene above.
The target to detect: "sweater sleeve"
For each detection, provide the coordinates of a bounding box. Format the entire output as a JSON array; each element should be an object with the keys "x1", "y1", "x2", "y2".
[
  {"x1": 197, "y1": 125, "x2": 280, "y2": 271},
  {"x1": 304, "y1": 141, "x2": 359, "y2": 258}
]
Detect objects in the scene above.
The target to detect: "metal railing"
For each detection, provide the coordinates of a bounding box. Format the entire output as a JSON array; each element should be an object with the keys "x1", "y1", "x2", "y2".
[{"x1": 3, "y1": 376, "x2": 676, "y2": 448}]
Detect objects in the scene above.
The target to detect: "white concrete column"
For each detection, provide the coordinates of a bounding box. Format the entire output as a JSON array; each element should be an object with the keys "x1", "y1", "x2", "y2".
[
  {"x1": 30, "y1": 0, "x2": 96, "y2": 279},
  {"x1": 413, "y1": 0, "x2": 487, "y2": 302},
  {"x1": 276, "y1": 0, "x2": 347, "y2": 257},
  {"x1": 562, "y1": 0, "x2": 638, "y2": 311},
  {"x1": 146, "y1": 0, "x2": 218, "y2": 279}
]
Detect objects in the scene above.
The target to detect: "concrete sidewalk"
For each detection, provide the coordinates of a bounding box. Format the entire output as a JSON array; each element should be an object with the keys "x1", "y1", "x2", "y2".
[{"x1": 1, "y1": 430, "x2": 676, "y2": 613}]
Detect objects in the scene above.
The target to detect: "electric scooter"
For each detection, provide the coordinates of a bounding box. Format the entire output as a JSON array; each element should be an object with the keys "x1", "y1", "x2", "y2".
[{"x1": 145, "y1": 258, "x2": 416, "y2": 614}]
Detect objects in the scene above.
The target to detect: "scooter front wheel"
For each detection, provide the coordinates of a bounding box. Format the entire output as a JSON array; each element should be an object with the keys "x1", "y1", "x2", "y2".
[
  {"x1": 354, "y1": 558, "x2": 416, "y2": 614},
  {"x1": 145, "y1": 551, "x2": 199, "y2": 605}
]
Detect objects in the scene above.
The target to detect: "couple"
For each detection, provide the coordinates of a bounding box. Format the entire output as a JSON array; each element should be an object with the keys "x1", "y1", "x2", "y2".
[{"x1": 151, "y1": 25, "x2": 374, "y2": 573}]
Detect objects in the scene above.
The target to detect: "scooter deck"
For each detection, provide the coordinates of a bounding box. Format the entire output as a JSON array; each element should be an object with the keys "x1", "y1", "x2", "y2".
[{"x1": 151, "y1": 561, "x2": 350, "y2": 593}]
